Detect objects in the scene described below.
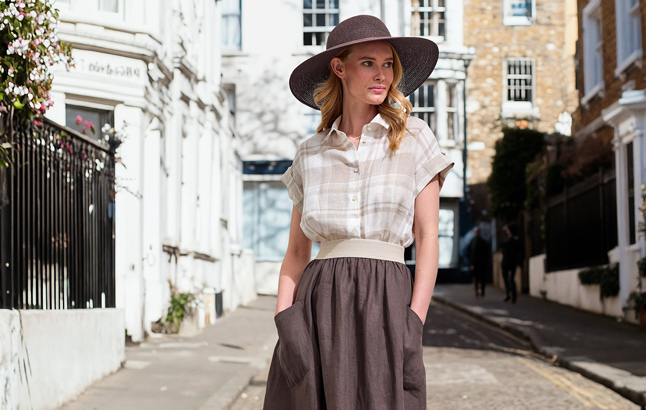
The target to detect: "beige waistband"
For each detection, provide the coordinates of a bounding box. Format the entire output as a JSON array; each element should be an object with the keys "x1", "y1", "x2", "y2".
[{"x1": 315, "y1": 239, "x2": 405, "y2": 264}]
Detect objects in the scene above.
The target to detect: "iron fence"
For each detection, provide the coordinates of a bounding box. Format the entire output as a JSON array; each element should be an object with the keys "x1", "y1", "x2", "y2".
[
  {"x1": 0, "y1": 118, "x2": 116, "y2": 309},
  {"x1": 544, "y1": 168, "x2": 617, "y2": 272}
]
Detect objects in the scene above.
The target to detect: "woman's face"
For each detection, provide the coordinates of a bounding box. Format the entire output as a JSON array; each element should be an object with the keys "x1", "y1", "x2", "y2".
[{"x1": 332, "y1": 41, "x2": 394, "y2": 107}]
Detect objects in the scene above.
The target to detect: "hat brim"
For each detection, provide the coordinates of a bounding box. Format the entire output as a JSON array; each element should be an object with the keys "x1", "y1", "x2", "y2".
[{"x1": 289, "y1": 36, "x2": 439, "y2": 110}]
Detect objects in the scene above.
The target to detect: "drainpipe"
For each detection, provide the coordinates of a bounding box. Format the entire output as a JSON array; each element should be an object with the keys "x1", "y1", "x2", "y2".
[{"x1": 462, "y1": 58, "x2": 471, "y2": 198}]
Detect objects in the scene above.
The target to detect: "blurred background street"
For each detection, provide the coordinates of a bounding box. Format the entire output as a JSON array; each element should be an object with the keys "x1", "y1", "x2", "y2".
[{"x1": 0, "y1": 0, "x2": 645, "y2": 409}]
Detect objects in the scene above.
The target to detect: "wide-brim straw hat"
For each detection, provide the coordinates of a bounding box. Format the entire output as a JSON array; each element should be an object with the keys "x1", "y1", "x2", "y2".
[{"x1": 289, "y1": 14, "x2": 439, "y2": 110}]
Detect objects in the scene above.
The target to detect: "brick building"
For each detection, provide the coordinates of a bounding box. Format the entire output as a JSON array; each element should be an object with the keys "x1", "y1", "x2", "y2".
[
  {"x1": 568, "y1": 0, "x2": 645, "y2": 315},
  {"x1": 464, "y1": 0, "x2": 579, "y2": 184}
]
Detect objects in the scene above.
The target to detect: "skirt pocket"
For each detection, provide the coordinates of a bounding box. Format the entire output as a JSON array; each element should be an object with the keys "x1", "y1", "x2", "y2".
[
  {"x1": 274, "y1": 299, "x2": 316, "y2": 388},
  {"x1": 403, "y1": 306, "x2": 426, "y2": 398}
]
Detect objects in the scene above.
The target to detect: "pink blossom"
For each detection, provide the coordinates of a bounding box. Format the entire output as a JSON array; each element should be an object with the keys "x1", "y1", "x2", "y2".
[
  {"x1": 34, "y1": 120, "x2": 43, "y2": 126},
  {"x1": 8, "y1": 67, "x2": 15, "y2": 77},
  {"x1": 17, "y1": 2, "x2": 26, "y2": 9},
  {"x1": 76, "y1": 115, "x2": 82, "y2": 124}
]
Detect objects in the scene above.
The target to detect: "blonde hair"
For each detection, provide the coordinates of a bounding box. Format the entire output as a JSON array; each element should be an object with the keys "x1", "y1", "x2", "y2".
[{"x1": 312, "y1": 43, "x2": 413, "y2": 152}]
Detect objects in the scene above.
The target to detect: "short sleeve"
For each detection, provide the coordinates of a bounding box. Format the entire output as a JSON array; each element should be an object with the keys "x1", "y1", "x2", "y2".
[
  {"x1": 280, "y1": 148, "x2": 305, "y2": 215},
  {"x1": 414, "y1": 123, "x2": 454, "y2": 196}
]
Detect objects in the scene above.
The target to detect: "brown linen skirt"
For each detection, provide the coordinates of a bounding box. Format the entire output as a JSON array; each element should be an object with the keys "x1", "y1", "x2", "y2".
[{"x1": 263, "y1": 239, "x2": 426, "y2": 410}]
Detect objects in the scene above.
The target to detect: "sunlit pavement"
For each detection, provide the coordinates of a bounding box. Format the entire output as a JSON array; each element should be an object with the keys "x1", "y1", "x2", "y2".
[{"x1": 229, "y1": 300, "x2": 639, "y2": 410}]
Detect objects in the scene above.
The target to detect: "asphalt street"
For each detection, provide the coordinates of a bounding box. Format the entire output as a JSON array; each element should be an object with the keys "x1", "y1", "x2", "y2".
[{"x1": 230, "y1": 300, "x2": 640, "y2": 410}]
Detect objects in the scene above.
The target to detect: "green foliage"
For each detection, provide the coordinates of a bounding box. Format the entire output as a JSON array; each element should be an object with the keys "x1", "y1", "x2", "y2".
[
  {"x1": 578, "y1": 264, "x2": 620, "y2": 300},
  {"x1": 165, "y1": 290, "x2": 196, "y2": 334},
  {"x1": 487, "y1": 127, "x2": 546, "y2": 222},
  {"x1": 625, "y1": 291, "x2": 646, "y2": 320}
]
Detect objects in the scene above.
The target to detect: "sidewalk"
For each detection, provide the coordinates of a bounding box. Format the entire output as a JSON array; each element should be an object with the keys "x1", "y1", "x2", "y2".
[
  {"x1": 58, "y1": 295, "x2": 278, "y2": 410},
  {"x1": 433, "y1": 284, "x2": 646, "y2": 406}
]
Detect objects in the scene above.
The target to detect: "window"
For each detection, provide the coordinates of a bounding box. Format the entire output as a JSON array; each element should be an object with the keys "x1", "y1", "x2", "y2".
[
  {"x1": 437, "y1": 208, "x2": 455, "y2": 268},
  {"x1": 408, "y1": 82, "x2": 436, "y2": 133},
  {"x1": 503, "y1": 0, "x2": 535, "y2": 25},
  {"x1": 99, "y1": 0, "x2": 119, "y2": 13},
  {"x1": 222, "y1": 0, "x2": 242, "y2": 50},
  {"x1": 582, "y1": 0, "x2": 604, "y2": 100},
  {"x1": 65, "y1": 105, "x2": 114, "y2": 141},
  {"x1": 615, "y1": 0, "x2": 642, "y2": 74},
  {"x1": 411, "y1": 0, "x2": 445, "y2": 39},
  {"x1": 505, "y1": 59, "x2": 534, "y2": 104},
  {"x1": 446, "y1": 83, "x2": 457, "y2": 141},
  {"x1": 303, "y1": 0, "x2": 339, "y2": 46}
]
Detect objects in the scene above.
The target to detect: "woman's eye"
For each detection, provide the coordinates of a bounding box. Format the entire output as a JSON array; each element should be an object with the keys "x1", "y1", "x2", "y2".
[
  {"x1": 384, "y1": 62, "x2": 392, "y2": 68},
  {"x1": 362, "y1": 61, "x2": 373, "y2": 67}
]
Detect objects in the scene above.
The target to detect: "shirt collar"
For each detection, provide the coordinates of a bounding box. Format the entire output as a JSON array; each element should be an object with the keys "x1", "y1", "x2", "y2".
[{"x1": 321, "y1": 113, "x2": 390, "y2": 145}]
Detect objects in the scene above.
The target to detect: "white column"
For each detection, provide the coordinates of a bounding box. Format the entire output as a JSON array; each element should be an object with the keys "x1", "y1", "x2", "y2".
[
  {"x1": 142, "y1": 119, "x2": 163, "y2": 328},
  {"x1": 114, "y1": 104, "x2": 145, "y2": 341},
  {"x1": 614, "y1": 135, "x2": 631, "y2": 308}
]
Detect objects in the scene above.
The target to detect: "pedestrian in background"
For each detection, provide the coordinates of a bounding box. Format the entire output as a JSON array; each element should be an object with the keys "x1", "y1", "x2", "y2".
[
  {"x1": 468, "y1": 227, "x2": 489, "y2": 298},
  {"x1": 263, "y1": 15, "x2": 453, "y2": 410},
  {"x1": 501, "y1": 223, "x2": 522, "y2": 303}
]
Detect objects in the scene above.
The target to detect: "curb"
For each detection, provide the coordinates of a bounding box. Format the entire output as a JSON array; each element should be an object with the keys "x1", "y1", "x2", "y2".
[{"x1": 433, "y1": 295, "x2": 646, "y2": 408}]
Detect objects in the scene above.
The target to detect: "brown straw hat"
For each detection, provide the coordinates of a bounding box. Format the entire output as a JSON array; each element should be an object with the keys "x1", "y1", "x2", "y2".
[{"x1": 289, "y1": 14, "x2": 439, "y2": 110}]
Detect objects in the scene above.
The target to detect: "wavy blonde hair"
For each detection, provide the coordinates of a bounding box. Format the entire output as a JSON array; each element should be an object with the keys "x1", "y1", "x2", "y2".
[{"x1": 312, "y1": 42, "x2": 412, "y2": 152}]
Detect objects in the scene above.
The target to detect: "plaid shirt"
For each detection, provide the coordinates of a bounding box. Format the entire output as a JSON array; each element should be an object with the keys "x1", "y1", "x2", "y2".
[{"x1": 281, "y1": 114, "x2": 454, "y2": 247}]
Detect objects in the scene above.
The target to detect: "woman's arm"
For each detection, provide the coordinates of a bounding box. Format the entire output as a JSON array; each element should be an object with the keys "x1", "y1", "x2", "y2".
[
  {"x1": 275, "y1": 205, "x2": 313, "y2": 317},
  {"x1": 410, "y1": 175, "x2": 441, "y2": 325}
]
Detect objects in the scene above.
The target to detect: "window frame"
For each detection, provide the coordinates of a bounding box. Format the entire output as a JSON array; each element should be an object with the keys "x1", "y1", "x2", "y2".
[
  {"x1": 582, "y1": 0, "x2": 604, "y2": 104},
  {"x1": 411, "y1": 0, "x2": 446, "y2": 41},
  {"x1": 614, "y1": 0, "x2": 643, "y2": 77},
  {"x1": 502, "y1": 58, "x2": 535, "y2": 113},
  {"x1": 303, "y1": 0, "x2": 340, "y2": 47},
  {"x1": 221, "y1": 0, "x2": 242, "y2": 51},
  {"x1": 503, "y1": 0, "x2": 536, "y2": 26},
  {"x1": 408, "y1": 81, "x2": 437, "y2": 134}
]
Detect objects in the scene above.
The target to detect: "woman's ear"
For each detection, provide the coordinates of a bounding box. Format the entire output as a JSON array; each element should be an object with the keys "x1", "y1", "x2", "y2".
[{"x1": 330, "y1": 57, "x2": 344, "y2": 79}]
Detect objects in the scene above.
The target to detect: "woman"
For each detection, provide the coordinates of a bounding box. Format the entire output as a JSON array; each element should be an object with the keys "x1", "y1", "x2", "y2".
[{"x1": 263, "y1": 15, "x2": 453, "y2": 410}]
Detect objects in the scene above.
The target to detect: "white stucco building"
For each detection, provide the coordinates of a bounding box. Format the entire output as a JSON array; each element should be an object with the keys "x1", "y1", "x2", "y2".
[
  {"x1": 222, "y1": 0, "x2": 475, "y2": 293},
  {"x1": 48, "y1": 0, "x2": 256, "y2": 342}
]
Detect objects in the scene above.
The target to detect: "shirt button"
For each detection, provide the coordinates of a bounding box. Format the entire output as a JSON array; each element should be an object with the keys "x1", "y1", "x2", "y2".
[
  {"x1": 352, "y1": 196, "x2": 357, "y2": 201},
  {"x1": 367, "y1": 125, "x2": 373, "y2": 132},
  {"x1": 361, "y1": 140, "x2": 366, "y2": 144},
  {"x1": 354, "y1": 168, "x2": 359, "y2": 173},
  {"x1": 351, "y1": 229, "x2": 357, "y2": 235}
]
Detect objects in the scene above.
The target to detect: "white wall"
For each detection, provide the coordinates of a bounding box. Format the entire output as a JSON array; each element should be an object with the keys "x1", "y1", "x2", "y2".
[
  {"x1": 48, "y1": 0, "x2": 256, "y2": 343},
  {"x1": 528, "y1": 254, "x2": 622, "y2": 318},
  {"x1": 0, "y1": 309, "x2": 125, "y2": 410}
]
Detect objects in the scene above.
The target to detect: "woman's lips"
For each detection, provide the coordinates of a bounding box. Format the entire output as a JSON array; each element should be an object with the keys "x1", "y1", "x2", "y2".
[{"x1": 370, "y1": 86, "x2": 386, "y2": 94}]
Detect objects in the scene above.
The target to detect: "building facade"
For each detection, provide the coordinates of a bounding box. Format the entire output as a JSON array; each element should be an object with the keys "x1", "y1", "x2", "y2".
[
  {"x1": 222, "y1": 0, "x2": 474, "y2": 293},
  {"x1": 464, "y1": 0, "x2": 579, "y2": 184},
  {"x1": 567, "y1": 0, "x2": 644, "y2": 317},
  {"x1": 48, "y1": 0, "x2": 255, "y2": 342}
]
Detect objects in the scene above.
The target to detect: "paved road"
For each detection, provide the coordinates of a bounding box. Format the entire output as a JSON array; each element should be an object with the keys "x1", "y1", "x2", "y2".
[{"x1": 230, "y1": 301, "x2": 639, "y2": 410}]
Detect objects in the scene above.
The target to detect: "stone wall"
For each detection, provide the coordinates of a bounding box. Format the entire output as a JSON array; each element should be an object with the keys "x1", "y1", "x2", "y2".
[{"x1": 464, "y1": 0, "x2": 579, "y2": 184}]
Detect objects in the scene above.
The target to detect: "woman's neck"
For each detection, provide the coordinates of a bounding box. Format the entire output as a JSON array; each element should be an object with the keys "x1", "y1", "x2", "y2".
[{"x1": 339, "y1": 100, "x2": 379, "y2": 139}]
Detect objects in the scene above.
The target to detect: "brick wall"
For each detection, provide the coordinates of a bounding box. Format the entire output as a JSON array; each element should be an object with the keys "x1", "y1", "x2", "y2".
[
  {"x1": 573, "y1": 0, "x2": 646, "y2": 135},
  {"x1": 464, "y1": 0, "x2": 579, "y2": 184}
]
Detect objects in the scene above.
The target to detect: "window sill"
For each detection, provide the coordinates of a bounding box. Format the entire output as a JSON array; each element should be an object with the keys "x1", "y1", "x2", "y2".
[
  {"x1": 503, "y1": 16, "x2": 535, "y2": 26},
  {"x1": 501, "y1": 101, "x2": 539, "y2": 118},
  {"x1": 615, "y1": 50, "x2": 643, "y2": 79},
  {"x1": 581, "y1": 82, "x2": 605, "y2": 107}
]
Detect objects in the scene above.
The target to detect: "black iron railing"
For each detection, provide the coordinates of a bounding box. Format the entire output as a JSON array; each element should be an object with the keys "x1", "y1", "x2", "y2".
[
  {"x1": 0, "y1": 118, "x2": 116, "y2": 309},
  {"x1": 544, "y1": 169, "x2": 617, "y2": 272}
]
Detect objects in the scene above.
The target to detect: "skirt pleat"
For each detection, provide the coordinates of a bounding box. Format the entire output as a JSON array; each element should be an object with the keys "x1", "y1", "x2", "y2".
[{"x1": 263, "y1": 257, "x2": 426, "y2": 410}]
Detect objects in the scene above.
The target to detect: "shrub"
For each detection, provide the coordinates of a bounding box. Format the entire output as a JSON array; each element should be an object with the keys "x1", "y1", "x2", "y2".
[{"x1": 578, "y1": 264, "x2": 619, "y2": 300}]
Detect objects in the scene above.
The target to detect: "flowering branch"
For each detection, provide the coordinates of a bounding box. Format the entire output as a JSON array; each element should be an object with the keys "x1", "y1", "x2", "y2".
[{"x1": 0, "y1": 0, "x2": 74, "y2": 166}]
